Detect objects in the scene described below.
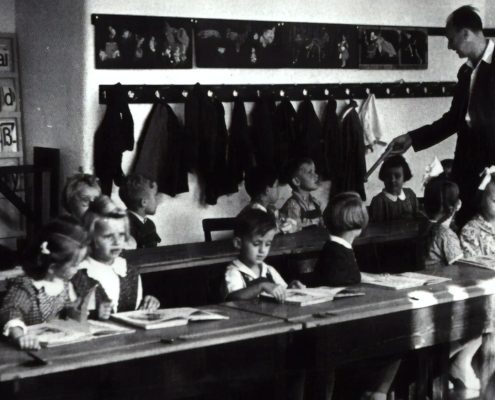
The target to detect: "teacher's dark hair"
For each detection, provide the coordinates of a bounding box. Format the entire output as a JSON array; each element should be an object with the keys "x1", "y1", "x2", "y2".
[{"x1": 448, "y1": 5, "x2": 482, "y2": 32}]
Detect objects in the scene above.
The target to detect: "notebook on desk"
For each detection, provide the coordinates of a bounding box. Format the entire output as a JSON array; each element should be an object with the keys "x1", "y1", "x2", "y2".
[
  {"x1": 111, "y1": 307, "x2": 229, "y2": 330},
  {"x1": 459, "y1": 255, "x2": 495, "y2": 271},
  {"x1": 261, "y1": 286, "x2": 365, "y2": 306},
  {"x1": 361, "y1": 272, "x2": 450, "y2": 290}
]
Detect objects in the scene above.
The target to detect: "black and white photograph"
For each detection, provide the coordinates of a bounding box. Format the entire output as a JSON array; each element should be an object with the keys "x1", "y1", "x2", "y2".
[
  {"x1": 1, "y1": 1, "x2": 495, "y2": 400},
  {"x1": 94, "y1": 15, "x2": 193, "y2": 69}
]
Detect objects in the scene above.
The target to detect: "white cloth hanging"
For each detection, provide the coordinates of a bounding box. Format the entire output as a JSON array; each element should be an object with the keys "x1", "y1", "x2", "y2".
[{"x1": 359, "y1": 93, "x2": 386, "y2": 150}]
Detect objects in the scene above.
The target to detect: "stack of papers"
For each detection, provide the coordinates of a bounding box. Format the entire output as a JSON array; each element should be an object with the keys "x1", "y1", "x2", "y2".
[{"x1": 361, "y1": 272, "x2": 450, "y2": 290}]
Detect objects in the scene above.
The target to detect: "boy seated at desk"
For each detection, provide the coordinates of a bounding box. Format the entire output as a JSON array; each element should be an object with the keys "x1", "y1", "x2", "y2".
[
  {"x1": 118, "y1": 174, "x2": 162, "y2": 248},
  {"x1": 311, "y1": 192, "x2": 400, "y2": 400},
  {"x1": 239, "y1": 166, "x2": 296, "y2": 233},
  {"x1": 280, "y1": 157, "x2": 324, "y2": 232},
  {"x1": 222, "y1": 209, "x2": 304, "y2": 301}
]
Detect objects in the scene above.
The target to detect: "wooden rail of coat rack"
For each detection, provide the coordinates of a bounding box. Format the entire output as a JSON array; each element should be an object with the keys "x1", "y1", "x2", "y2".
[{"x1": 99, "y1": 81, "x2": 457, "y2": 104}]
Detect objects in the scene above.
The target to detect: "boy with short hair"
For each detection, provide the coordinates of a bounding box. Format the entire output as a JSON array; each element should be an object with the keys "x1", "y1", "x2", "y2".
[
  {"x1": 222, "y1": 209, "x2": 304, "y2": 301},
  {"x1": 118, "y1": 174, "x2": 161, "y2": 248},
  {"x1": 240, "y1": 166, "x2": 296, "y2": 233},
  {"x1": 280, "y1": 157, "x2": 323, "y2": 231}
]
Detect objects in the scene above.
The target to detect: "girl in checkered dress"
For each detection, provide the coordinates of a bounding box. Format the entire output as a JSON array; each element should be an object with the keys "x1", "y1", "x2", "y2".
[{"x1": 0, "y1": 219, "x2": 89, "y2": 350}]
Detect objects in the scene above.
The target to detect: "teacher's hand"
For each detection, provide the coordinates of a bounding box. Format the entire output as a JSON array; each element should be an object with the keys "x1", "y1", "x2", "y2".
[{"x1": 388, "y1": 134, "x2": 412, "y2": 155}]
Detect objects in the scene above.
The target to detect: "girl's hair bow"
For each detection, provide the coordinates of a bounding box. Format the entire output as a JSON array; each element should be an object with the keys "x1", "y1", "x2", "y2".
[
  {"x1": 40, "y1": 241, "x2": 51, "y2": 255},
  {"x1": 479, "y1": 166, "x2": 495, "y2": 191}
]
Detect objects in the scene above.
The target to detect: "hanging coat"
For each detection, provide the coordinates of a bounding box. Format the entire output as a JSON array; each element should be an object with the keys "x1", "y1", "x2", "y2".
[
  {"x1": 274, "y1": 98, "x2": 298, "y2": 180},
  {"x1": 331, "y1": 101, "x2": 367, "y2": 200},
  {"x1": 359, "y1": 93, "x2": 386, "y2": 151},
  {"x1": 296, "y1": 98, "x2": 325, "y2": 178},
  {"x1": 184, "y1": 83, "x2": 202, "y2": 172},
  {"x1": 227, "y1": 98, "x2": 256, "y2": 185},
  {"x1": 251, "y1": 94, "x2": 276, "y2": 172},
  {"x1": 94, "y1": 83, "x2": 134, "y2": 195},
  {"x1": 197, "y1": 98, "x2": 237, "y2": 205},
  {"x1": 132, "y1": 103, "x2": 189, "y2": 197},
  {"x1": 322, "y1": 97, "x2": 342, "y2": 182}
]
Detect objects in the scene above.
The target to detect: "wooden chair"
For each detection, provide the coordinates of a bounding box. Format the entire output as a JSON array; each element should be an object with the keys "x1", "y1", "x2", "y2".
[{"x1": 202, "y1": 217, "x2": 236, "y2": 242}]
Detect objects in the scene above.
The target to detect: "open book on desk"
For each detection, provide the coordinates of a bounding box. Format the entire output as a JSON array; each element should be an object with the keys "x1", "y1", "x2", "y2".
[
  {"x1": 261, "y1": 286, "x2": 365, "y2": 307},
  {"x1": 458, "y1": 255, "x2": 495, "y2": 271},
  {"x1": 111, "y1": 307, "x2": 229, "y2": 330},
  {"x1": 27, "y1": 319, "x2": 134, "y2": 348},
  {"x1": 361, "y1": 272, "x2": 451, "y2": 290}
]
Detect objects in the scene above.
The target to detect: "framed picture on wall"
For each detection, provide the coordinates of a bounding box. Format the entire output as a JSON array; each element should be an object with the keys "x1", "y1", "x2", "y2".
[
  {"x1": 195, "y1": 18, "x2": 286, "y2": 68},
  {"x1": 358, "y1": 26, "x2": 400, "y2": 68},
  {"x1": 286, "y1": 23, "x2": 358, "y2": 68},
  {"x1": 399, "y1": 28, "x2": 428, "y2": 68},
  {"x1": 92, "y1": 14, "x2": 193, "y2": 69}
]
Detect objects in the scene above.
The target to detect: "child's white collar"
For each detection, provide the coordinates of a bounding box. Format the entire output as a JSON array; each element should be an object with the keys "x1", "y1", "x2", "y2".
[
  {"x1": 128, "y1": 210, "x2": 147, "y2": 223},
  {"x1": 31, "y1": 277, "x2": 65, "y2": 296},
  {"x1": 251, "y1": 202, "x2": 268, "y2": 212},
  {"x1": 329, "y1": 235, "x2": 353, "y2": 249},
  {"x1": 232, "y1": 259, "x2": 268, "y2": 279},
  {"x1": 383, "y1": 189, "x2": 406, "y2": 202}
]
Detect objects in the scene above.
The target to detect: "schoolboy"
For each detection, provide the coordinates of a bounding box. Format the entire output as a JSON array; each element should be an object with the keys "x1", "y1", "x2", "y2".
[
  {"x1": 280, "y1": 157, "x2": 323, "y2": 231},
  {"x1": 118, "y1": 174, "x2": 161, "y2": 248},
  {"x1": 240, "y1": 166, "x2": 296, "y2": 233},
  {"x1": 222, "y1": 209, "x2": 304, "y2": 301}
]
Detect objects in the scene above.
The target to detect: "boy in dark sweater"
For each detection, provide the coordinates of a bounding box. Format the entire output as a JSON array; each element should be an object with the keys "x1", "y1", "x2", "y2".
[
  {"x1": 119, "y1": 174, "x2": 161, "y2": 248},
  {"x1": 312, "y1": 192, "x2": 400, "y2": 400},
  {"x1": 313, "y1": 191, "x2": 367, "y2": 286}
]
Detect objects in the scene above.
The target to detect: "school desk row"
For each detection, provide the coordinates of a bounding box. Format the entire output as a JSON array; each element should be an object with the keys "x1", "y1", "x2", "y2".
[
  {"x1": 1, "y1": 263, "x2": 495, "y2": 400},
  {"x1": 0, "y1": 218, "x2": 424, "y2": 293}
]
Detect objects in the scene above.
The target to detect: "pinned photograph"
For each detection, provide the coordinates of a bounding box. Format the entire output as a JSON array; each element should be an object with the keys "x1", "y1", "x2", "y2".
[
  {"x1": 359, "y1": 27, "x2": 400, "y2": 68},
  {"x1": 93, "y1": 15, "x2": 192, "y2": 69}
]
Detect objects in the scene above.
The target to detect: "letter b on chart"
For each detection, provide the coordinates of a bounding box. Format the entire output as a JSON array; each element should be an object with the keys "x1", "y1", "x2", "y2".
[{"x1": 0, "y1": 119, "x2": 17, "y2": 152}]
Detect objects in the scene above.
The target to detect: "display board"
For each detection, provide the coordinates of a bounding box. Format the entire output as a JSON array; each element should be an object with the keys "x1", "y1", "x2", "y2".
[{"x1": 0, "y1": 33, "x2": 25, "y2": 244}]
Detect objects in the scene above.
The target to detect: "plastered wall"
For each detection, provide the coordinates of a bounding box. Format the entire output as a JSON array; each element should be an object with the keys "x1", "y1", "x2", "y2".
[{"x1": 15, "y1": 0, "x2": 491, "y2": 244}]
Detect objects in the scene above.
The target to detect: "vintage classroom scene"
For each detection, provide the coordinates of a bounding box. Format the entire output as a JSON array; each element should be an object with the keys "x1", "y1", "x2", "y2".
[{"x1": 2, "y1": 1, "x2": 495, "y2": 399}]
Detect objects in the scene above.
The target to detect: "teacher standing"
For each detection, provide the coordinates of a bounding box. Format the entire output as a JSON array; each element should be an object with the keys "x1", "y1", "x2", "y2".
[{"x1": 390, "y1": 5, "x2": 495, "y2": 227}]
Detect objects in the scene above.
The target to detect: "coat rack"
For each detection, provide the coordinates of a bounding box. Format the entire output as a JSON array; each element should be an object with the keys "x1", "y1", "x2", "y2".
[{"x1": 99, "y1": 81, "x2": 457, "y2": 104}]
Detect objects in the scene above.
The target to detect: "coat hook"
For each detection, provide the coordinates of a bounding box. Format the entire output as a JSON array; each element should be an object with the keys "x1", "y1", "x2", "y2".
[
  {"x1": 324, "y1": 88, "x2": 329, "y2": 96},
  {"x1": 232, "y1": 90, "x2": 238, "y2": 98},
  {"x1": 155, "y1": 90, "x2": 161, "y2": 99},
  {"x1": 345, "y1": 88, "x2": 350, "y2": 96},
  {"x1": 182, "y1": 90, "x2": 189, "y2": 98},
  {"x1": 365, "y1": 87, "x2": 371, "y2": 95},
  {"x1": 128, "y1": 90, "x2": 136, "y2": 100},
  {"x1": 256, "y1": 89, "x2": 261, "y2": 98},
  {"x1": 279, "y1": 89, "x2": 285, "y2": 97},
  {"x1": 207, "y1": 89, "x2": 214, "y2": 98},
  {"x1": 103, "y1": 90, "x2": 107, "y2": 99},
  {"x1": 405, "y1": 87, "x2": 410, "y2": 95},
  {"x1": 302, "y1": 89, "x2": 308, "y2": 97},
  {"x1": 386, "y1": 87, "x2": 391, "y2": 95},
  {"x1": 423, "y1": 86, "x2": 428, "y2": 94}
]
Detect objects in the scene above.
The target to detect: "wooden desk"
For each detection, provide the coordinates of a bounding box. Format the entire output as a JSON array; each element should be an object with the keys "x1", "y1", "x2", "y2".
[
  {"x1": 0, "y1": 305, "x2": 301, "y2": 383},
  {"x1": 0, "y1": 219, "x2": 424, "y2": 293},
  {"x1": 1, "y1": 264, "x2": 494, "y2": 399}
]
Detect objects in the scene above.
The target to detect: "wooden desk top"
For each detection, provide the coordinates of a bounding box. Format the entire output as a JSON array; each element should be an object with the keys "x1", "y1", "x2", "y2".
[
  {"x1": 225, "y1": 264, "x2": 495, "y2": 330},
  {"x1": 0, "y1": 305, "x2": 301, "y2": 382},
  {"x1": 1, "y1": 263, "x2": 492, "y2": 382}
]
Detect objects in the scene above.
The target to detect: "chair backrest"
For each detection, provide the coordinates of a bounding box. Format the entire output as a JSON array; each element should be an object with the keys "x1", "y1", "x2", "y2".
[{"x1": 202, "y1": 217, "x2": 236, "y2": 242}]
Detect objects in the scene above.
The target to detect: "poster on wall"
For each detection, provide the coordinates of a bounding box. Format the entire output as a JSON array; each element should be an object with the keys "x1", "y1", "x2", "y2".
[
  {"x1": 358, "y1": 26, "x2": 427, "y2": 69},
  {"x1": 195, "y1": 18, "x2": 286, "y2": 68},
  {"x1": 195, "y1": 19, "x2": 358, "y2": 68},
  {"x1": 92, "y1": 14, "x2": 193, "y2": 69},
  {"x1": 287, "y1": 23, "x2": 358, "y2": 68}
]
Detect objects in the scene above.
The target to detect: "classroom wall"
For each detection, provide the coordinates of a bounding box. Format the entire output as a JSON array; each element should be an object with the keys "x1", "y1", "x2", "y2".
[
  {"x1": 0, "y1": 0, "x2": 15, "y2": 32},
  {"x1": 15, "y1": 0, "x2": 490, "y2": 245}
]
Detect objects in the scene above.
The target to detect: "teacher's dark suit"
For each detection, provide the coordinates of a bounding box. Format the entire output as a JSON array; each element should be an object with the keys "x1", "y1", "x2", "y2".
[{"x1": 408, "y1": 45, "x2": 495, "y2": 226}]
